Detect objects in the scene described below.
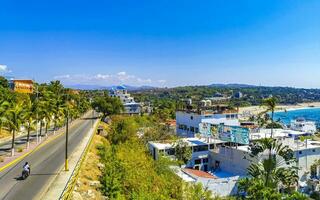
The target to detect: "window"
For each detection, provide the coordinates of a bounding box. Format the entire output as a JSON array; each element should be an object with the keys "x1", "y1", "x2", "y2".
[
  {"x1": 313, "y1": 149, "x2": 316, "y2": 152},
  {"x1": 190, "y1": 127, "x2": 195, "y2": 132},
  {"x1": 299, "y1": 151, "x2": 302, "y2": 154},
  {"x1": 190, "y1": 116, "x2": 194, "y2": 120},
  {"x1": 195, "y1": 128, "x2": 199, "y2": 133},
  {"x1": 209, "y1": 144, "x2": 215, "y2": 149},
  {"x1": 166, "y1": 148, "x2": 175, "y2": 156},
  {"x1": 194, "y1": 159, "x2": 201, "y2": 165},
  {"x1": 193, "y1": 145, "x2": 209, "y2": 152}
]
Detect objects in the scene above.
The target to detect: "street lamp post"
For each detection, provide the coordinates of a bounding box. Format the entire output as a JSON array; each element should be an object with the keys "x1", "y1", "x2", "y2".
[
  {"x1": 65, "y1": 94, "x2": 70, "y2": 171},
  {"x1": 65, "y1": 111, "x2": 69, "y2": 171},
  {"x1": 36, "y1": 85, "x2": 39, "y2": 144},
  {"x1": 91, "y1": 109, "x2": 94, "y2": 128}
]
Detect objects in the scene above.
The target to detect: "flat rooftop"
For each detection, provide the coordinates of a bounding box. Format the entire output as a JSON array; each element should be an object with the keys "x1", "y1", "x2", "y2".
[
  {"x1": 228, "y1": 139, "x2": 320, "y2": 153},
  {"x1": 183, "y1": 168, "x2": 216, "y2": 179},
  {"x1": 149, "y1": 137, "x2": 227, "y2": 150},
  {"x1": 250, "y1": 128, "x2": 311, "y2": 140}
]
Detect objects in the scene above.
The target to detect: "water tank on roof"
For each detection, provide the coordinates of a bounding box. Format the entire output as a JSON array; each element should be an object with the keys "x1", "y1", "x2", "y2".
[
  {"x1": 200, "y1": 100, "x2": 206, "y2": 107},
  {"x1": 206, "y1": 100, "x2": 212, "y2": 107},
  {"x1": 186, "y1": 98, "x2": 192, "y2": 106}
]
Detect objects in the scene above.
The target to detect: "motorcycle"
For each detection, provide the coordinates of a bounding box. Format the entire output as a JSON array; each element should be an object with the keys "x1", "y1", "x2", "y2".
[{"x1": 21, "y1": 167, "x2": 30, "y2": 180}]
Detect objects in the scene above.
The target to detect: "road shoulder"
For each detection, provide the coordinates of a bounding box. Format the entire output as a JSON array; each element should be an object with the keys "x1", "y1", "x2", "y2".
[{"x1": 40, "y1": 119, "x2": 99, "y2": 200}]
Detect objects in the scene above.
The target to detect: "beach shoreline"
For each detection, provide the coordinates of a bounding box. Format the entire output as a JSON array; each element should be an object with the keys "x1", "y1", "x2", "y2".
[{"x1": 239, "y1": 102, "x2": 320, "y2": 118}]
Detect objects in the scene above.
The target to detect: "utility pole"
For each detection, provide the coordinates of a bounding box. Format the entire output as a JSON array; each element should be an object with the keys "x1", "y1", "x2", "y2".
[
  {"x1": 65, "y1": 113, "x2": 69, "y2": 171},
  {"x1": 89, "y1": 98, "x2": 94, "y2": 128},
  {"x1": 65, "y1": 94, "x2": 69, "y2": 171},
  {"x1": 91, "y1": 109, "x2": 94, "y2": 128},
  {"x1": 36, "y1": 85, "x2": 39, "y2": 144}
]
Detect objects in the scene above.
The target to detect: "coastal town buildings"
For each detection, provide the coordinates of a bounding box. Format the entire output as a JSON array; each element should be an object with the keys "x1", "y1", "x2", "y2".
[
  {"x1": 176, "y1": 108, "x2": 240, "y2": 137},
  {"x1": 291, "y1": 118, "x2": 317, "y2": 133},
  {"x1": 148, "y1": 103, "x2": 320, "y2": 197},
  {"x1": 109, "y1": 85, "x2": 141, "y2": 115},
  {"x1": 9, "y1": 79, "x2": 34, "y2": 93}
]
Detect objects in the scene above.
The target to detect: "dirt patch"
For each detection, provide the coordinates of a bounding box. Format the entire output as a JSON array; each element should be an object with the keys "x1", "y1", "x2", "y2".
[{"x1": 72, "y1": 122, "x2": 108, "y2": 200}]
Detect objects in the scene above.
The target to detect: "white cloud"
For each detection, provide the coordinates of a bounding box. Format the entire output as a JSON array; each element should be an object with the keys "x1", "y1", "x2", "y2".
[
  {"x1": 0, "y1": 64, "x2": 11, "y2": 73},
  {"x1": 157, "y1": 79, "x2": 167, "y2": 83},
  {"x1": 94, "y1": 74, "x2": 110, "y2": 80},
  {"x1": 137, "y1": 78, "x2": 152, "y2": 84},
  {"x1": 53, "y1": 71, "x2": 166, "y2": 86},
  {"x1": 54, "y1": 74, "x2": 71, "y2": 79},
  {"x1": 117, "y1": 71, "x2": 126, "y2": 76}
]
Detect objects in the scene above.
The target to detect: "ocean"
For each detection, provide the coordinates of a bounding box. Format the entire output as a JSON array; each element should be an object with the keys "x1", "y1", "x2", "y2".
[{"x1": 273, "y1": 107, "x2": 320, "y2": 128}]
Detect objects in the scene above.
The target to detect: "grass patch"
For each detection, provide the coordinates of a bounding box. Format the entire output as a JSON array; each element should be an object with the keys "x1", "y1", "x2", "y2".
[
  {"x1": 17, "y1": 147, "x2": 24, "y2": 153},
  {"x1": 0, "y1": 129, "x2": 11, "y2": 139},
  {"x1": 72, "y1": 122, "x2": 108, "y2": 199}
]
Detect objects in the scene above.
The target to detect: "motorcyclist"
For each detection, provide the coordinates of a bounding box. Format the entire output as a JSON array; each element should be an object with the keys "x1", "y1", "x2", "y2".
[{"x1": 23, "y1": 162, "x2": 30, "y2": 175}]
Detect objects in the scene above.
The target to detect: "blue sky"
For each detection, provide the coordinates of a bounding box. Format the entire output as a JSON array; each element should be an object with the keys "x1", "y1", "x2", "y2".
[{"x1": 0, "y1": 0, "x2": 319, "y2": 88}]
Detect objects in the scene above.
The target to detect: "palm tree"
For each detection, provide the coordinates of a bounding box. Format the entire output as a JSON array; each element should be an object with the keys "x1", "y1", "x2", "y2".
[
  {"x1": 248, "y1": 138, "x2": 298, "y2": 190},
  {"x1": 37, "y1": 99, "x2": 48, "y2": 141},
  {"x1": 49, "y1": 83, "x2": 65, "y2": 133},
  {"x1": 0, "y1": 100, "x2": 10, "y2": 135},
  {"x1": 6, "y1": 102, "x2": 26, "y2": 156},
  {"x1": 23, "y1": 101, "x2": 36, "y2": 149},
  {"x1": 41, "y1": 90, "x2": 56, "y2": 136},
  {"x1": 52, "y1": 104, "x2": 64, "y2": 134},
  {"x1": 261, "y1": 97, "x2": 278, "y2": 138}
]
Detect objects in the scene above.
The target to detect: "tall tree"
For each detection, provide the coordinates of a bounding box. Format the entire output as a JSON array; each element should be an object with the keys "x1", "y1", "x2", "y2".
[
  {"x1": 0, "y1": 100, "x2": 10, "y2": 135},
  {"x1": 174, "y1": 139, "x2": 192, "y2": 167},
  {"x1": 239, "y1": 138, "x2": 298, "y2": 196},
  {"x1": 261, "y1": 97, "x2": 278, "y2": 138},
  {"x1": 0, "y1": 76, "x2": 9, "y2": 88},
  {"x1": 6, "y1": 102, "x2": 26, "y2": 156},
  {"x1": 92, "y1": 95, "x2": 124, "y2": 118},
  {"x1": 23, "y1": 98, "x2": 36, "y2": 149}
]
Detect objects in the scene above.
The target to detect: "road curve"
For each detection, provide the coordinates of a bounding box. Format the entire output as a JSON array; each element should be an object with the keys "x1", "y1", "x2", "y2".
[{"x1": 0, "y1": 115, "x2": 95, "y2": 200}]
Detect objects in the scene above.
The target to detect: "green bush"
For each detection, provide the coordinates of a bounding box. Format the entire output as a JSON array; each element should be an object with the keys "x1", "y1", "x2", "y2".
[{"x1": 17, "y1": 147, "x2": 24, "y2": 153}]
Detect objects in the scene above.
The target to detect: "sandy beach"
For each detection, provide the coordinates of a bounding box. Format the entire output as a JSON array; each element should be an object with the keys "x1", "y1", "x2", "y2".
[{"x1": 239, "y1": 102, "x2": 320, "y2": 119}]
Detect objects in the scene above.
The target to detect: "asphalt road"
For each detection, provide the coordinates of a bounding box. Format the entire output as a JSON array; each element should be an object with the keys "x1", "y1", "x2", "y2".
[{"x1": 0, "y1": 115, "x2": 96, "y2": 200}]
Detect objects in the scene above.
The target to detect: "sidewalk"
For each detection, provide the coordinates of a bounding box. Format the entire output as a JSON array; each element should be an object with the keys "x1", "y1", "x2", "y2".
[
  {"x1": 0, "y1": 112, "x2": 92, "y2": 172},
  {"x1": 41, "y1": 119, "x2": 99, "y2": 200},
  {"x1": 0, "y1": 127, "x2": 54, "y2": 157},
  {"x1": 0, "y1": 126, "x2": 54, "y2": 146}
]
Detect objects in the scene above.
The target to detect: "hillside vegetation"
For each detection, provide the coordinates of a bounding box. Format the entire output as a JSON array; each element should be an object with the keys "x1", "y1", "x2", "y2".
[{"x1": 97, "y1": 115, "x2": 221, "y2": 200}]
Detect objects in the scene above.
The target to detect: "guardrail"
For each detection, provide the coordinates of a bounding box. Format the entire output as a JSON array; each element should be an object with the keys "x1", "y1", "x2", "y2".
[{"x1": 59, "y1": 119, "x2": 100, "y2": 200}]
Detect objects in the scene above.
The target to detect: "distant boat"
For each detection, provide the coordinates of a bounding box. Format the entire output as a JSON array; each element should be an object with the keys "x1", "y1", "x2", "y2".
[{"x1": 290, "y1": 118, "x2": 317, "y2": 134}]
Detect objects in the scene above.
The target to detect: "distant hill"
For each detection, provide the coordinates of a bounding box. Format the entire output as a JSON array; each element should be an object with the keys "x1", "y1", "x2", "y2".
[
  {"x1": 209, "y1": 83, "x2": 257, "y2": 88},
  {"x1": 66, "y1": 84, "x2": 110, "y2": 90},
  {"x1": 66, "y1": 84, "x2": 156, "y2": 91}
]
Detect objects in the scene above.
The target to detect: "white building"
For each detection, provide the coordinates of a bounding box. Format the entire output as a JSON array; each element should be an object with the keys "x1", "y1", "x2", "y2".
[
  {"x1": 209, "y1": 135, "x2": 320, "y2": 182},
  {"x1": 109, "y1": 85, "x2": 141, "y2": 115},
  {"x1": 290, "y1": 118, "x2": 317, "y2": 134},
  {"x1": 150, "y1": 127, "x2": 320, "y2": 197},
  {"x1": 176, "y1": 110, "x2": 240, "y2": 137},
  {"x1": 148, "y1": 137, "x2": 226, "y2": 171}
]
